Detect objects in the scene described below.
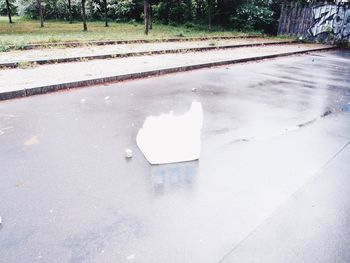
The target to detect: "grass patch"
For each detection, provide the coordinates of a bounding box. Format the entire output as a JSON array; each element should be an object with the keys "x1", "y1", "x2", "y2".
[
  {"x1": 18, "y1": 61, "x2": 38, "y2": 69},
  {"x1": 0, "y1": 43, "x2": 10, "y2": 52},
  {"x1": 208, "y1": 40, "x2": 218, "y2": 47},
  {"x1": 0, "y1": 16, "x2": 262, "y2": 47}
]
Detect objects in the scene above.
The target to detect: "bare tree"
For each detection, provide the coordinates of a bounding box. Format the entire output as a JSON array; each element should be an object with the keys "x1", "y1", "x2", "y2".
[
  {"x1": 104, "y1": 0, "x2": 108, "y2": 27},
  {"x1": 68, "y1": 0, "x2": 73, "y2": 24},
  {"x1": 144, "y1": 0, "x2": 149, "y2": 35},
  {"x1": 81, "y1": 0, "x2": 87, "y2": 31},
  {"x1": 5, "y1": 0, "x2": 12, "y2": 23},
  {"x1": 37, "y1": 0, "x2": 44, "y2": 27}
]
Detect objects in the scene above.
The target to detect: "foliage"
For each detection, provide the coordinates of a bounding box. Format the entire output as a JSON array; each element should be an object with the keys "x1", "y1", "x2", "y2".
[
  {"x1": 108, "y1": 0, "x2": 137, "y2": 21},
  {"x1": 2, "y1": 0, "x2": 283, "y2": 33},
  {"x1": 15, "y1": 0, "x2": 82, "y2": 19},
  {"x1": 153, "y1": 0, "x2": 190, "y2": 24},
  {"x1": 0, "y1": 0, "x2": 17, "y2": 16},
  {"x1": 0, "y1": 16, "x2": 259, "y2": 47},
  {"x1": 15, "y1": 0, "x2": 37, "y2": 18},
  {"x1": 230, "y1": 0, "x2": 274, "y2": 33}
]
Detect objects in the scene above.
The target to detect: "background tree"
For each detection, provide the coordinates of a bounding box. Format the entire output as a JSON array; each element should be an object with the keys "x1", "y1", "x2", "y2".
[
  {"x1": 37, "y1": 0, "x2": 44, "y2": 27},
  {"x1": 7, "y1": 0, "x2": 284, "y2": 35},
  {"x1": 207, "y1": 0, "x2": 213, "y2": 30},
  {"x1": 103, "y1": 0, "x2": 108, "y2": 26},
  {"x1": 148, "y1": 0, "x2": 152, "y2": 30},
  {"x1": 144, "y1": 0, "x2": 149, "y2": 34},
  {"x1": 67, "y1": 0, "x2": 73, "y2": 23},
  {"x1": 81, "y1": 0, "x2": 87, "y2": 31},
  {"x1": 5, "y1": 0, "x2": 12, "y2": 23}
]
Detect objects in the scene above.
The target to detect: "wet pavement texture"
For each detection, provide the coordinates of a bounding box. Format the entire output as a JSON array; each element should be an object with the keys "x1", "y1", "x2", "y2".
[{"x1": 0, "y1": 50, "x2": 350, "y2": 263}]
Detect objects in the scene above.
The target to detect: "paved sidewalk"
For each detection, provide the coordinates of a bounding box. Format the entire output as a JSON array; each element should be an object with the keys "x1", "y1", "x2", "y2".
[
  {"x1": 0, "y1": 43, "x2": 333, "y2": 100},
  {"x1": 0, "y1": 37, "x2": 291, "y2": 67}
]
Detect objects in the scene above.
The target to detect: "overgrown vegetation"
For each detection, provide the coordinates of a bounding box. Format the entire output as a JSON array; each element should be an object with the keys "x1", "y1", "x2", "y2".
[
  {"x1": 0, "y1": 16, "x2": 261, "y2": 47},
  {"x1": 0, "y1": 0, "x2": 286, "y2": 47},
  {"x1": 1, "y1": 0, "x2": 283, "y2": 33}
]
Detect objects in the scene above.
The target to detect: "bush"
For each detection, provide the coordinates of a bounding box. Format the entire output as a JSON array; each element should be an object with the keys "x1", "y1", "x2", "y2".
[
  {"x1": 0, "y1": 0, "x2": 17, "y2": 16},
  {"x1": 15, "y1": 0, "x2": 82, "y2": 20},
  {"x1": 88, "y1": 0, "x2": 104, "y2": 19},
  {"x1": 153, "y1": 0, "x2": 192, "y2": 25},
  {"x1": 230, "y1": 0, "x2": 274, "y2": 33},
  {"x1": 13, "y1": 0, "x2": 141, "y2": 21},
  {"x1": 16, "y1": 0, "x2": 37, "y2": 18},
  {"x1": 108, "y1": 0, "x2": 136, "y2": 21}
]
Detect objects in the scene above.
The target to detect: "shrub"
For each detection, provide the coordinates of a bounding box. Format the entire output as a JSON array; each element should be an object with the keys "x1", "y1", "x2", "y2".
[
  {"x1": 15, "y1": 0, "x2": 82, "y2": 20},
  {"x1": 109, "y1": 0, "x2": 136, "y2": 21},
  {"x1": 230, "y1": 0, "x2": 274, "y2": 33},
  {"x1": 0, "y1": 0, "x2": 17, "y2": 16},
  {"x1": 153, "y1": 0, "x2": 192, "y2": 25}
]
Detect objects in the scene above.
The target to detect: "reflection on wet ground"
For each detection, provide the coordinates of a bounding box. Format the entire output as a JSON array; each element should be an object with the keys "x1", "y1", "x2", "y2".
[
  {"x1": 150, "y1": 161, "x2": 198, "y2": 195},
  {"x1": 342, "y1": 103, "x2": 350, "y2": 112}
]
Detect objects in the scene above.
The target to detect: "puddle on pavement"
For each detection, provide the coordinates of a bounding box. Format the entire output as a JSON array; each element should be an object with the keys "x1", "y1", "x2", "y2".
[
  {"x1": 137, "y1": 101, "x2": 203, "y2": 165},
  {"x1": 227, "y1": 109, "x2": 342, "y2": 146},
  {"x1": 150, "y1": 161, "x2": 198, "y2": 195}
]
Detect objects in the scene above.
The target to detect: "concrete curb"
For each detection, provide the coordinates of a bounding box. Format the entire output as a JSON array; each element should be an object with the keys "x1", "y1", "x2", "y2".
[
  {"x1": 6, "y1": 35, "x2": 264, "y2": 51},
  {"x1": 0, "y1": 41, "x2": 296, "y2": 69},
  {"x1": 0, "y1": 46, "x2": 336, "y2": 101}
]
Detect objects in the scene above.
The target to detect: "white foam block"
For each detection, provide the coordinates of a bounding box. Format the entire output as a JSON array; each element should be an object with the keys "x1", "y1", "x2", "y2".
[{"x1": 137, "y1": 101, "x2": 203, "y2": 165}]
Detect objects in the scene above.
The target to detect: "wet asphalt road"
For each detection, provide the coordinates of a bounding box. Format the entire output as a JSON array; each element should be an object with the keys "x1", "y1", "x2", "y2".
[{"x1": 0, "y1": 50, "x2": 350, "y2": 263}]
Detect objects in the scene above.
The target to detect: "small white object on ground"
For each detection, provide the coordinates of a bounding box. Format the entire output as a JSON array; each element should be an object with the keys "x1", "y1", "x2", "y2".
[
  {"x1": 191, "y1": 88, "x2": 197, "y2": 92},
  {"x1": 125, "y1": 148, "x2": 133, "y2": 158},
  {"x1": 80, "y1": 99, "x2": 86, "y2": 103},
  {"x1": 126, "y1": 254, "x2": 135, "y2": 260},
  {"x1": 0, "y1": 216, "x2": 2, "y2": 224},
  {"x1": 137, "y1": 101, "x2": 203, "y2": 164},
  {"x1": 104, "y1": 96, "x2": 110, "y2": 101}
]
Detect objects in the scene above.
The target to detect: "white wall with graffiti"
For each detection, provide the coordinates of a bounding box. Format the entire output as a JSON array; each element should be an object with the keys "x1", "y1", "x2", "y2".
[
  {"x1": 278, "y1": 2, "x2": 350, "y2": 44},
  {"x1": 310, "y1": 4, "x2": 350, "y2": 40}
]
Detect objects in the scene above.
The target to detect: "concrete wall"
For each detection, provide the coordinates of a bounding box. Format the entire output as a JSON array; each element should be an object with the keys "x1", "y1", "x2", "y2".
[{"x1": 278, "y1": 2, "x2": 350, "y2": 45}]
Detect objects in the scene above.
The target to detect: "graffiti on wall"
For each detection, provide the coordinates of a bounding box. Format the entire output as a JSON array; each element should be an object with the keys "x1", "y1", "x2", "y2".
[{"x1": 309, "y1": 4, "x2": 350, "y2": 40}]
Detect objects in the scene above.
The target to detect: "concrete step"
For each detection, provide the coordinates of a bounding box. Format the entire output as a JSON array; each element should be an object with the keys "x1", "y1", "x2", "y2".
[
  {"x1": 0, "y1": 38, "x2": 293, "y2": 68},
  {"x1": 0, "y1": 43, "x2": 335, "y2": 101}
]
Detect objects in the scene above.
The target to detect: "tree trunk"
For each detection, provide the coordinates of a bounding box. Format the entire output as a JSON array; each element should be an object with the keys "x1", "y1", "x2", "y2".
[
  {"x1": 144, "y1": 0, "x2": 149, "y2": 35},
  {"x1": 37, "y1": 0, "x2": 44, "y2": 27},
  {"x1": 165, "y1": 0, "x2": 169, "y2": 24},
  {"x1": 148, "y1": 1, "x2": 152, "y2": 30},
  {"x1": 68, "y1": 0, "x2": 73, "y2": 24},
  {"x1": 208, "y1": 0, "x2": 212, "y2": 31},
  {"x1": 104, "y1": 0, "x2": 108, "y2": 27},
  {"x1": 5, "y1": 0, "x2": 12, "y2": 23},
  {"x1": 81, "y1": 0, "x2": 87, "y2": 31},
  {"x1": 186, "y1": 0, "x2": 192, "y2": 21}
]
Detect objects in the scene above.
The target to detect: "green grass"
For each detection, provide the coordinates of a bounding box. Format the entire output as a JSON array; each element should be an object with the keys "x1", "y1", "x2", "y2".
[{"x1": 0, "y1": 16, "x2": 262, "y2": 47}]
